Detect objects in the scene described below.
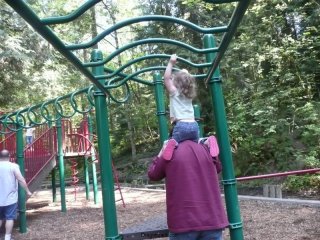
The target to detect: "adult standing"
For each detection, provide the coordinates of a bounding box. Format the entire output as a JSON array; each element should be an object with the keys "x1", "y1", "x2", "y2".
[
  {"x1": 148, "y1": 140, "x2": 229, "y2": 240},
  {"x1": 0, "y1": 149, "x2": 32, "y2": 240}
]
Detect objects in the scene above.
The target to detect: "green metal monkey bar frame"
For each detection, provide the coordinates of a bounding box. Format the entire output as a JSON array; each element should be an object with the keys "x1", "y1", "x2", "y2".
[{"x1": 2, "y1": 0, "x2": 252, "y2": 239}]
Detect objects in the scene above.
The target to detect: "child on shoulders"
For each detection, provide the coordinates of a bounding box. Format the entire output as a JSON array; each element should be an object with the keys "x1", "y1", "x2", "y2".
[{"x1": 162, "y1": 54, "x2": 219, "y2": 160}]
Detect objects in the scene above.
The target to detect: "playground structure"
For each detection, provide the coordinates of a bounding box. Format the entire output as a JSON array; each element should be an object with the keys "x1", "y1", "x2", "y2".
[
  {"x1": 2, "y1": 0, "x2": 250, "y2": 239},
  {"x1": 0, "y1": 116, "x2": 125, "y2": 201},
  {"x1": 3, "y1": 0, "x2": 318, "y2": 240}
]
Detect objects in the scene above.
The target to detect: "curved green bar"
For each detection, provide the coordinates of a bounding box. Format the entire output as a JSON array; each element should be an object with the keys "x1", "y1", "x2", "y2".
[
  {"x1": 86, "y1": 54, "x2": 211, "y2": 69},
  {"x1": 103, "y1": 66, "x2": 150, "y2": 85},
  {"x1": 40, "y1": 100, "x2": 60, "y2": 122},
  {"x1": 67, "y1": 15, "x2": 228, "y2": 50},
  {"x1": 102, "y1": 70, "x2": 154, "y2": 86},
  {"x1": 105, "y1": 83, "x2": 131, "y2": 104},
  {"x1": 103, "y1": 66, "x2": 206, "y2": 90},
  {"x1": 98, "y1": 55, "x2": 210, "y2": 85},
  {"x1": 41, "y1": 0, "x2": 101, "y2": 25},
  {"x1": 0, "y1": 84, "x2": 101, "y2": 133},
  {"x1": 84, "y1": 38, "x2": 218, "y2": 67},
  {"x1": 70, "y1": 90, "x2": 94, "y2": 114},
  {"x1": 4, "y1": 114, "x2": 19, "y2": 132},
  {"x1": 54, "y1": 97, "x2": 77, "y2": 119},
  {"x1": 27, "y1": 106, "x2": 47, "y2": 125}
]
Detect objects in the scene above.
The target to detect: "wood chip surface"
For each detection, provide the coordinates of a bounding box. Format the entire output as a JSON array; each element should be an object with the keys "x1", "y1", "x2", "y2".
[{"x1": 2, "y1": 187, "x2": 319, "y2": 240}]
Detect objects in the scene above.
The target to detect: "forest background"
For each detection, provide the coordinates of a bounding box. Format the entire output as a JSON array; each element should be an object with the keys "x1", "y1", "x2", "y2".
[{"x1": 0, "y1": 0, "x2": 319, "y2": 192}]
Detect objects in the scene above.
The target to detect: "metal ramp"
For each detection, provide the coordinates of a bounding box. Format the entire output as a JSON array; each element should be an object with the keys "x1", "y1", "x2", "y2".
[{"x1": 121, "y1": 213, "x2": 168, "y2": 240}]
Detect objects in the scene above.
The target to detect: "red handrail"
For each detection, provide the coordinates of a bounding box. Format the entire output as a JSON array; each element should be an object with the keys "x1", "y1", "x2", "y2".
[
  {"x1": 237, "y1": 168, "x2": 320, "y2": 182},
  {"x1": 24, "y1": 127, "x2": 57, "y2": 184}
]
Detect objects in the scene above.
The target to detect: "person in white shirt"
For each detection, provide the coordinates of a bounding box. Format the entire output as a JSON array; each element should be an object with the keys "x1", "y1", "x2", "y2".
[
  {"x1": 25, "y1": 125, "x2": 35, "y2": 145},
  {"x1": 0, "y1": 149, "x2": 32, "y2": 240}
]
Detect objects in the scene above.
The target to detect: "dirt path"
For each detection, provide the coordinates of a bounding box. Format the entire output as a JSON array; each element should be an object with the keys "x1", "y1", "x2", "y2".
[{"x1": 4, "y1": 187, "x2": 320, "y2": 240}]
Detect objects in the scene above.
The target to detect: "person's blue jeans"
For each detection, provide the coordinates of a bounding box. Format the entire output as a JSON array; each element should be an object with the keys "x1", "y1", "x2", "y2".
[
  {"x1": 169, "y1": 229, "x2": 223, "y2": 240},
  {"x1": 26, "y1": 136, "x2": 33, "y2": 144},
  {"x1": 172, "y1": 121, "x2": 199, "y2": 143}
]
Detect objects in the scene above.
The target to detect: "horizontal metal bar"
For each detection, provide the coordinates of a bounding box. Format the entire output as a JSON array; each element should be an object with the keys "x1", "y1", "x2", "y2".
[
  {"x1": 67, "y1": 15, "x2": 228, "y2": 50},
  {"x1": 205, "y1": 0, "x2": 252, "y2": 83},
  {"x1": 41, "y1": 0, "x2": 101, "y2": 25},
  {"x1": 4, "y1": 0, "x2": 108, "y2": 94},
  {"x1": 237, "y1": 168, "x2": 320, "y2": 182}
]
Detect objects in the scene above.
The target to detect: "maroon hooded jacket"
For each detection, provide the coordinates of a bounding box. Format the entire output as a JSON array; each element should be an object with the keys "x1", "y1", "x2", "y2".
[{"x1": 148, "y1": 140, "x2": 229, "y2": 233}]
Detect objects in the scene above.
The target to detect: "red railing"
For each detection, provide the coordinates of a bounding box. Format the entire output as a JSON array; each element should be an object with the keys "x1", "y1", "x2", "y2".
[
  {"x1": 0, "y1": 132, "x2": 16, "y2": 162},
  {"x1": 34, "y1": 124, "x2": 50, "y2": 138},
  {"x1": 237, "y1": 168, "x2": 320, "y2": 182},
  {"x1": 24, "y1": 127, "x2": 57, "y2": 184},
  {"x1": 62, "y1": 119, "x2": 90, "y2": 155}
]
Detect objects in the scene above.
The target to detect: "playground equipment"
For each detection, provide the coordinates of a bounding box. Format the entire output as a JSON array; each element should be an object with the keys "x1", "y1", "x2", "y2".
[
  {"x1": 2, "y1": 0, "x2": 254, "y2": 239},
  {"x1": 0, "y1": 115, "x2": 125, "y2": 224}
]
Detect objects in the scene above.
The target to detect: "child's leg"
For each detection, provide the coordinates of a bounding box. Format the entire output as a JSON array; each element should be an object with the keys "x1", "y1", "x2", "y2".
[
  {"x1": 162, "y1": 122, "x2": 188, "y2": 161},
  {"x1": 202, "y1": 136, "x2": 220, "y2": 157},
  {"x1": 162, "y1": 139, "x2": 177, "y2": 161}
]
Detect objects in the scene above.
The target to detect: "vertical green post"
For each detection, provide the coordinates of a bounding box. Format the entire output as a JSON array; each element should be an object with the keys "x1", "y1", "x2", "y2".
[
  {"x1": 51, "y1": 168, "x2": 57, "y2": 202},
  {"x1": 88, "y1": 114, "x2": 99, "y2": 204},
  {"x1": 16, "y1": 123, "x2": 27, "y2": 233},
  {"x1": 153, "y1": 72, "x2": 169, "y2": 143},
  {"x1": 56, "y1": 117, "x2": 66, "y2": 212},
  {"x1": 91, "y1": 49, "x2": 120, "y2": 240},
  {"x1": 83, "y1": 116, "x2": 90, "y2": 200},
  {"x1": 48, "y1": 120, "x2": 57, "y2": 202},
  {"x1": 193, "y1": 104, "x2": 203, "y2": 138},
  {"x1": 84, "y1": 156, "x2": 90, "y2": 200},
  {"x1": 203, "y1": 34, "x2": 243, "y2": 240}
]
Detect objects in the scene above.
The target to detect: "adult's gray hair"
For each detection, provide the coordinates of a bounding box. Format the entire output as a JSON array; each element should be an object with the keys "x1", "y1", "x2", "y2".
[{"x1": 0, "y1": 149, "x2": 10, "y2": 160}]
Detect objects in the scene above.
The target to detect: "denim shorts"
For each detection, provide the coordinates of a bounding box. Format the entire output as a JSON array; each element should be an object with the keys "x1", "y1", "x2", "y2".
[
  {"x1": 169, "y1": 229, "x2": 223, "y2": 240},
  {"x1": 26, "y1": 136, "x2": 33, "y2": 144},
  {"x1": 172, "y1": 121, "x2": 199, "y2": 143},
  {"x1": 0, "y1": 203, "x2": 18, "y2": 220}
]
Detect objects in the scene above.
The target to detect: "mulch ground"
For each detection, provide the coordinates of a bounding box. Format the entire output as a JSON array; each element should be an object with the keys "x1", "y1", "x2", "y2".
[{"x1": 2, "y1": 187, "x2": 320, "y2": 240}]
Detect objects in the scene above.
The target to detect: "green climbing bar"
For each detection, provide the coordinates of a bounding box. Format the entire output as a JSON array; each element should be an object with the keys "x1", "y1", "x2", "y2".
[
  {"x1": 203, "y1": 34, "x2": 243, "y2": 240},
  {"x1": 91, "y1": 50, "x2": 120, "y2": 240},
  {"x1": 154, "y1": 72, "x2": 169, "y2": 143}
]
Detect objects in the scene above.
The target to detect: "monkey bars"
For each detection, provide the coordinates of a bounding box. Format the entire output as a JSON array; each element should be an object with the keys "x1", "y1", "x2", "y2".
[{"x1": 3, "y1": 0, "x2": 252, "y2": 240}]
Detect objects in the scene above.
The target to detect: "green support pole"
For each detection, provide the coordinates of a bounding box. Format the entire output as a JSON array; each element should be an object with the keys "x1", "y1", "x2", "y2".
[
  {"x1": 16, "y1": 124, "x2": 27, "y2": 233},
  {"x1": 88, "y1": 114, "x2": 99, "y2": 204},
  {"x1": 193, "y1": 104, "x2": 204, "y2": 138},
  {"x1": 51, "y1": 167, "x2": 57, "y2": 202},
  {"x1": 203, "y1": 34, "x2": 243, "y2": 240},
  {"x1": 56, "y1": 117, "x2": 67, "y2": 212},
  {"x1": 48, "y1": 120, "x2": 57, "y2": 202},
  {"x1": 153, "y1": 72, "x2": 169, "y2": 143},
  {"x1": 91, "y1": 50, "x2": 120, "y2": 240},
  {"x1": 84, "y1": 156, "x2": 90, "y2": 200}
]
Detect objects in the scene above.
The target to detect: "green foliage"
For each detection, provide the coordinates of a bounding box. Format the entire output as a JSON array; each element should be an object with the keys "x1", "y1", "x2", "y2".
[{"x1": 284, "y1": 174, "x2": 320, "y2": 193}]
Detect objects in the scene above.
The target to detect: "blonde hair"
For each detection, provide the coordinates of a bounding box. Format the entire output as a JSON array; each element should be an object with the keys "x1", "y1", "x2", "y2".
[{"x1": 173, "y1": 71, "x2": 197, "y2": 99}]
